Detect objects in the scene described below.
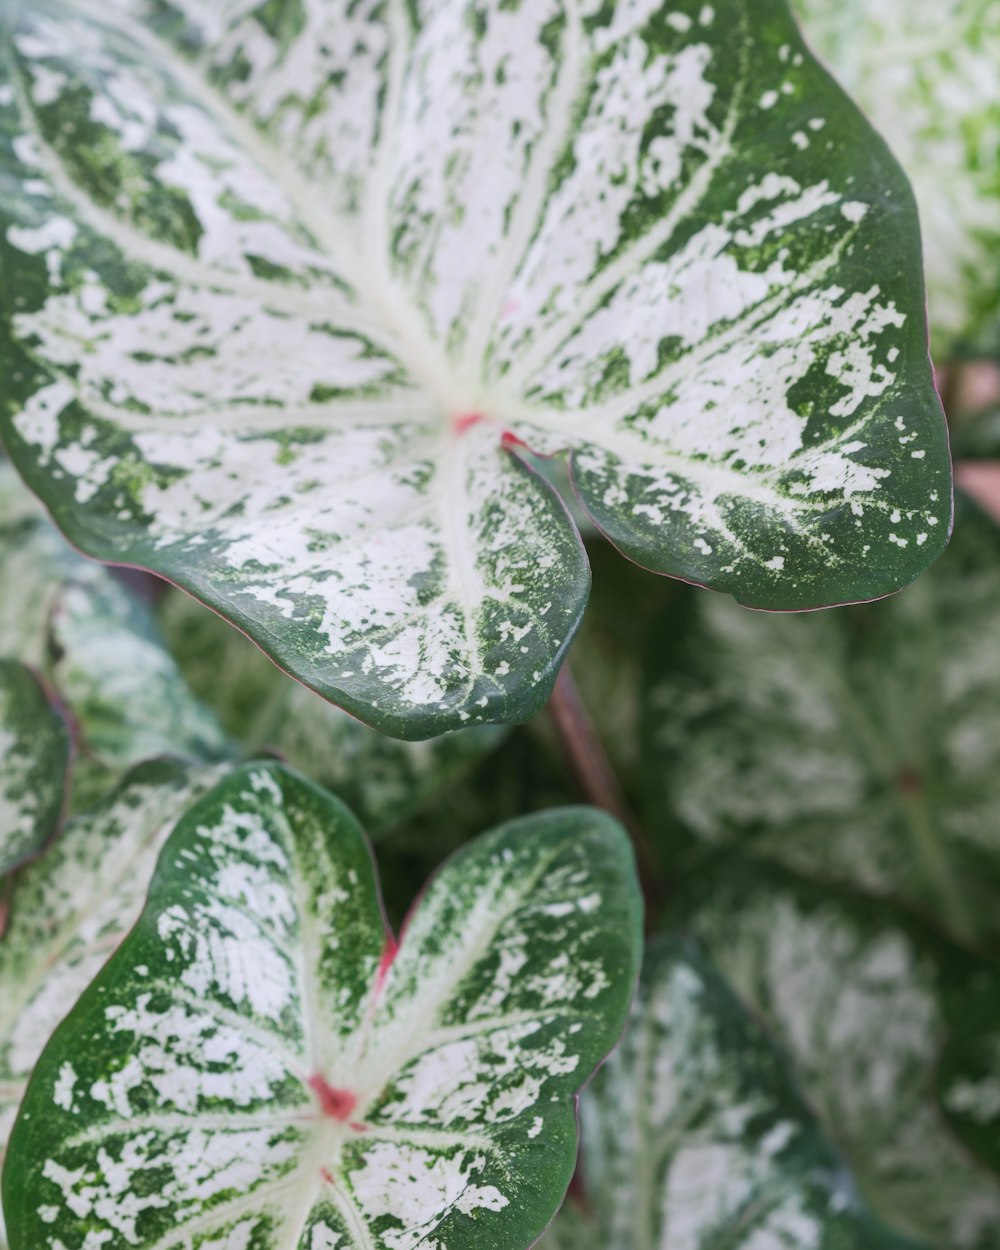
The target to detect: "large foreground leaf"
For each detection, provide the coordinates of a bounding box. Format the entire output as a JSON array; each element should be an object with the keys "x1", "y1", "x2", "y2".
[
  {"x1": 4, "y1": 762, "x2": 641, "y2": 1250},
  {"x1": 0, "y1": 463, "x2": 227, "y2": 809},
  {"x1": 644, "y1": 496, "x2": 1000, "y2": 950},
  {"x1": 0, "y1": 759, "x2": 222, "y2": 1250},
  {"x1": 0, "y1": 659, "x2": 69, "y2": 875},
  {"x1": 0, "y1": 0, "x2": 949, "y2": 736},
  {"x1": 542, "y1": 937, "x2": 923, "y2": 1249},
  {"x1": 685, "y1": 858, "x2": 1000, "y2": 1250},
  {"x1": 793, "y1": 0, "x2": 1000, "y2": 355}
]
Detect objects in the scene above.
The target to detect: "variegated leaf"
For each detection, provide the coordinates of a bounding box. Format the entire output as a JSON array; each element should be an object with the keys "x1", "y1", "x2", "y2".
[
  {"x1": 793, "y1": 0, "x2": 1000, "y2": 356},
  {"x1": 540, "y1": 938, "x2": 925, "y2": 1249},
  {"x1": 685, "y1": 858, "x2": 1000, "y2": 1250},
  {"x1": 158, "y1": 589, "x2": 505, "y2": 837},
  {"x1": 0, "y1": 659, "x2": 70, "y2": 875},
  {"x1": 47, "y1": 578, "x2": 228, "y2": 775},
  {"x1": 0, "y1": 758, "x2": 223, "y2": 1250},
  {"x1": 0, "y1": 461, "x2": 79, "y2": 667},
  {"x1": 0, "y1": 462, "x2": 228, "y2": 809},
  {"x1": 3, "y1": 761, "x2": 641, "y2": 1250},
  {"x1": 0, "y1": 0, "x2": 950, "y2": 737},
  {"x1": 644, "y1": 495, "x2": 1000, "y2": 950}
]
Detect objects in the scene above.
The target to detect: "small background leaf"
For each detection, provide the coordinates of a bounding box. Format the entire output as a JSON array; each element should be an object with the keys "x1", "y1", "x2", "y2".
[
  {"x1": 679, "y1": 857, "x2": 1000, "y2": 1250},
  {"x1": 0, "y1": 658, "x2": 69, "y2": 875},
  {"x1": 643, "y1": 494, "x2": 998, "y2": 950},
  {"x1": 0, "y1": 462, "x2": 227, "y2": 811},
  {"x1": 542, "y1": 937, "x2": 926, "y2": 1249}
]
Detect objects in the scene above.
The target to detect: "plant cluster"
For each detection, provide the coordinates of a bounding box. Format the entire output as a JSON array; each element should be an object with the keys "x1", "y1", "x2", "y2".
[{"x1": 0, "y1": 2, "x2": 998, "y2": 1248}]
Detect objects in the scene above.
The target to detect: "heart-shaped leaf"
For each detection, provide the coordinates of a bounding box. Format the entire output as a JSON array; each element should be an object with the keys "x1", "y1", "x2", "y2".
[
  {"x1": 3, "y1": 761, "x2": 641, "y2": 1250},
  {"x1": 541, "y1": 937, "x2": 926, "y2": 1249},
  {"x1": 0, "y1": 658, "x2": 70, "y2": 875},
  {"x1": 0, "y1": 462, "x2": 228, "y2": 809},
  {"x1": 683, "y1": 857, "x2": 1000, "y2": 1250},
  {"x1": 793, "y1": 0, "x2": 1000, "y2": 356},
  {"x1": 0, "y1": 758, "x2": 223, "y2": 1250},
  {"x1": 643, "y1": 494, "x2": 1000, "y2": 950},
  {"x1": 0, "y1": 0, "x2": 949, "y2": 736},
  {"x1": 158, "y1": 588, "x2": 506, "y2": 838}
]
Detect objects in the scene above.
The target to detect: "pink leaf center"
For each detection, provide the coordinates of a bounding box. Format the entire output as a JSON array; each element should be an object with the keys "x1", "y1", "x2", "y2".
[{"x1": 309, "y1": 1074, "x2": 357, "y2": 1121}]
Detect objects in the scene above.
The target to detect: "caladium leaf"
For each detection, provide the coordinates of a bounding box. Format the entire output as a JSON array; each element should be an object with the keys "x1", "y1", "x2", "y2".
[
  {"x1": 0, "y1": 462, "x2": 78, "y2": 668},
  {"x1": 3, "y1": 761, "x2": 641, "y2": 1250},
  {"x1": 0, "y1": 659, "x2": 70, "y2": 876},
  {"x1": 684, "y1": 857, "x2": 1000, "y2": 1250},
  {"x1": 47, "y1": 578, "x2": 228, "y2": 775},
  {"x1": 540, "y1": 938, "x2": 925, "y2": 1249},
  {"x1": 158, "y1": 589, "x2": 505, "y2": 837},
  {"x1": 0, "y1": 463, "x2": 228, "y2": 809},
  {"x1": 0, "y1": 758, "x2": 223, "y2": 1250},
  {"x1": 793, "y1": 0, "x2": 1000, "y2": 356},
  {"x1": 0, "y1": 0, "x2": 950, "y2": 737},
  {"x1": 644, "y1": 496, "x2": 1000, "y2": 950}
]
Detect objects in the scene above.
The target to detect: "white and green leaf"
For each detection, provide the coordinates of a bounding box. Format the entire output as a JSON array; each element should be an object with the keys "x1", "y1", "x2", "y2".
[
  {"x1": 48, "y1": 577, "x2": 228, "y2": 775},
  {"x1": 0, "y1": 462, "x2": 80, "y2": 667},
  {"x1": 0, "y1": 462, "x2": 228, "y2": 808},
  {"x1": 158, "y1": 589, "x2": 506, "y2": 837},
  {"x1": 644, "y1": 496, "x2": 1000, "y2": 950},
  {"x1": 0, "y1": 659, "x2": 70, "y2": 876},
  {"x1": 541, "y1": 937, "x2": 926, "y2": 1250},
  {"x1": 3, "y1": 761, "x2": 642, "y2": 1250},
  {"x1": 685, "y1": 858, "x2": 1000, "y2": 1250},
  {"x1": 793, "y1": 0, "x2": 1000, "y2": 356},
  {"x1": 0, "y1": 0, "x2": 950, "y2": 736},
  {"x1": 0, "y1": 758, "x2": 224, "y2": 1250}
]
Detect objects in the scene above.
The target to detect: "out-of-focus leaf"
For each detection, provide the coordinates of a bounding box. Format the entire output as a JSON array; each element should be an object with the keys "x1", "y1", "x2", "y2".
[
  {"x1": 951, "y1": 406, "x2": 1000, "y2": 461},
  {"x1": 0, "y1": 462, "x2": 76, "y2": 666},
  {"x1": 0, "y1": 463, "x2": 227, "y2": 809},
  {"x1": 684, "y1": 857, "x2": 1000, "y2": 1250},
  {"x1": 643, "y1": 498, "x2": 1000, "y2": 950},
  {"x1": 954, "y1": 461, "x2": 1000, "y2": 527},
  {"x1": 377, "y1": 721, "x2": 582, "y2": 927},
  {"x1": 48, "y1": 578, "x2": 226, "y2": 769},
  {"x1": 0, "y1": 659, "x2": 69, "y2": 875},
  {"x1": 541, "y1": 937, "x2": 926, "y2": 1249}
]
